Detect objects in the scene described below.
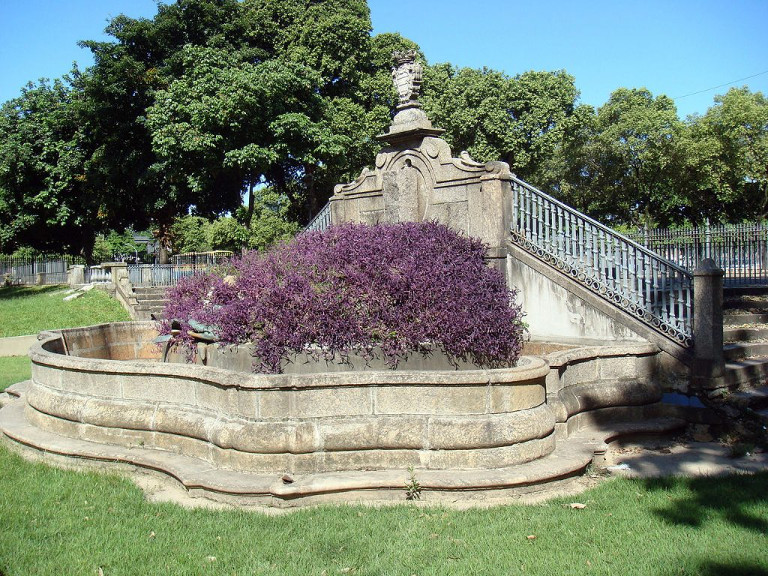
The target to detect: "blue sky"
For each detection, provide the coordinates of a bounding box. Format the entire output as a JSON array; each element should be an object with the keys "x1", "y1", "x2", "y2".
[{"x1": 1, "y1": 0, "x2": 766, "y2": 119}]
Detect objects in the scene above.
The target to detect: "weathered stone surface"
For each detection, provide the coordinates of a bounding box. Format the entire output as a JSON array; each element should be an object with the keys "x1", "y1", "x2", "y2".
[
  {"x1": 598, "y1": 356, "x2": 637, "y2": 380},
  {"x1": 427, "y1": 406, "x2": 555, "y2": 449},
  {"x1": 426, "y1": 435, "x2": 556, "y2": 469},
  {"x1": 375, "y1": 385, "x2": 486, "y2": 415},
  {"x1": 489, "y1": 383, "x2": 545, "y2": 412},
  {"x1": 319, "y1": 416, "x2": 426, "y2": 451},
  {"x1": 122, "y1": 375, "x2": 197, "y2": 405}
]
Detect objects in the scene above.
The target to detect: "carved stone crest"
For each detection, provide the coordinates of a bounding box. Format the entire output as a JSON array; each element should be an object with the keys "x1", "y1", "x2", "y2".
[{"x1": 392, "y1": 50, "x2": 422, "y2": 107}]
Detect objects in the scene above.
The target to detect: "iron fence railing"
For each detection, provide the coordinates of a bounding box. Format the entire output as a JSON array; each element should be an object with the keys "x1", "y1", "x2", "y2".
[
  {"x1": 304, "y1": 202, "x2": 332, "y2": 233},
  {"x1": 0, "y1": 256, "x2": 82, "y2": 285},
  {"x1": 171, "y1": 251, "x2": 233, "y2": 266},
  {"x1": 627, "y1": 223, "x2": 768, "y2": 287},
  {"x1": 128, "y1": 264, "x2": 205, "y2": 287},
  {"x1": 509, "y1": 177, "x2": 694, "y2": 346}
]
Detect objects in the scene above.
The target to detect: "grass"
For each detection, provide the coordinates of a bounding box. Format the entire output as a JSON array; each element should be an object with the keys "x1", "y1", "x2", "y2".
[
  {"x1": 0, "y1": 356, "x2": 31, "y2": 392},
  {"x1": 0, "y1": 439, "x2": 766, "y2": 575},
  {"x1": 0, "y1": 285, "x2": 131, "y2": 337}
]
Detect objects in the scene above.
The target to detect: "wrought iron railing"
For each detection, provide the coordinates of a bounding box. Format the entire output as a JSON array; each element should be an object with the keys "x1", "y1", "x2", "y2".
[
  {"x1": 627, "y1": 223, "x2": 768, "y2": 287},
  {"x1": 0, "y1": 256, "x2": 81, "y2": 285},
  {"x1": 304, "y1": 202, "x2": 332, "y2": 233},
  {"x1": 128, "y1": 264, "x2": 200, "y2": 287},
  {"x1": 509, "y1": 177, "x2": 694, "y2": 346}
]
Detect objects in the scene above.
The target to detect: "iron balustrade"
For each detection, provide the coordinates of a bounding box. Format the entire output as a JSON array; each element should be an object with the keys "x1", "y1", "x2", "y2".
[
  {"x1": 304, "y1": 202, "x2": 332, "y2": 233},
  {"x1": 0, "y1": 256, "x2": 79, "y2": 285},
  {"x1": 509, "y1": 176, "x2": 694, "y2": 346}
]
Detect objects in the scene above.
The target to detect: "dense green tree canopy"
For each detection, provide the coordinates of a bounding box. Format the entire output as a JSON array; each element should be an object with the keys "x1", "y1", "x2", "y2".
[
  {"x1": 1, "y1": 0, "x2": 767, "y2": 260},
  {"x1": 0, "y1": 78, "x2": 100, "y2": 257}
]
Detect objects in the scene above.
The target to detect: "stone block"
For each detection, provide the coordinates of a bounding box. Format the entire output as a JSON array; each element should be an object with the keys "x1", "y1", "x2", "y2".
[
  {"x1": 152, "y1": 406, "x2": 211, "y2": 442},
  {"x1": 260, "y1": 387, "x2": 371, "y2": 419},
  {"x1": 108, "y1": 343, "x2": 137, "y2": 361},
  {"x1": 150, "y1": 430, "x2": 213, "y2": 462},
  {"x1": 195, "y1": 382, "x2": 232, "y2": 414},
  {"x1": 80, "y1": 397, "x2": 154, "y2": 431},
  {"x1": 319, "y1": 416, "x2": 426, "y2": 451},
  {"x1": 221, "y1": 420, "x2": 318, "y2": 454},
  {"x1": 375, "y1": 385, "x2": 485, "y2": 415},
  {"x1": 224, "y1": 449, "x2": 299, "y2": 474},
  {"x1": 63, "y1": 370, "x2": 122, "y2": 398},
  {"x1": 598, "y1": 356, "x2": 636, "y2": 380},
  {"x1": 428, "y1": 406, "x2": 555, "y2": 449},
  {"x1": 31, "y1": 362, "x2": 63, "y2": 390},
  {"x1": 320, "y1": 448, "x2": 420, "y2": 472},
  {"x1": 25, "y1": 384, "x2": 82, "y2": 422},
  {"x1": 560, "y1": 359, "x2": 598, "y2": 387},
  {"x1": 122, "y1": 374, "x2": 197, "y2": 405},
  {"x1": 489, "y1": 383, "x2": 545, "y2": 412},
  {"x1": 426, "y1": 435, "x2": 555, "y2": 469}
]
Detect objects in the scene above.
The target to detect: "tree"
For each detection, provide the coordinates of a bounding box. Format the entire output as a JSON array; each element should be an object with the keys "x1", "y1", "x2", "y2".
[
  {"x1": 421, "y1": 66, "x2": 591, "y2": 192},
  {"x1": 578, "y1": 88, "x2": 685, "y2": 227},
  {"x1": 0, "y1": 78, "x2": 103, "y2": 259},
  {"x1": 242, "y1": 188, "x2": 300, "y2": 251},
  {"x1": 170, "y1": 215, "x2": 212, "y2": 254},
  {"x1": 682, "y1": 87, "x2": 768, "y2": 223}
]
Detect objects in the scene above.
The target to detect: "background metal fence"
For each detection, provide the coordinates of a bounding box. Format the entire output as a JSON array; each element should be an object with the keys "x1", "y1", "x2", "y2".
[
  {"x1": 0, "y1": 256, "x2": 83, "y2": 285},
  {"x1": 627, "y1": 223, "x2": 768, "y2": 287}
]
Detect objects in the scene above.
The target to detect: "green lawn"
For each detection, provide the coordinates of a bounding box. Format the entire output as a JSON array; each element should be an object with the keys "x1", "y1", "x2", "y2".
[
  {"x1": 0, "y1": 355, "x2": 31, "y2": 392},
  {"x1": 0, "y1": 285, "x2": 130, "y2": 337},
  {"x1": 0, "y1": 442, "x2": 765, "y2": 575}
]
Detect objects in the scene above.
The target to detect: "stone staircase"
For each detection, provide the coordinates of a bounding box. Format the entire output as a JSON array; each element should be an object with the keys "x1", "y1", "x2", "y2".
[
  {"x1": 132, "y1": 286, "x2": 170, "y2": 321},
  {"x1": 719, "y1": 286, "x2": 768, "y2": 429}
]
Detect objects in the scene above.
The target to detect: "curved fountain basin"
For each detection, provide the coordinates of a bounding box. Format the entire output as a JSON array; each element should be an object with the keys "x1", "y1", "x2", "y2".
[{"x1": 25, "y1": 322, "x2": 554, "y2": 475}]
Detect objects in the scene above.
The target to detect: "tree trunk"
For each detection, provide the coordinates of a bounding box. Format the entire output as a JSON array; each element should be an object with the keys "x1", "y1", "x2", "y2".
[{"x1": 246, "y1": 178, "x2": 255, "y2": 229}]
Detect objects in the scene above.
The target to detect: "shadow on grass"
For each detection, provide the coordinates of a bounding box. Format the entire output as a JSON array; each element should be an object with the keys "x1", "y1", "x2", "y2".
[
  {"x1": 0, "y1": 285, "x2": 63, "y2": 300},
  {"x1": 696, "y1": 561, "x2": 768, "y2": 575},
  {"x1": 641, "y1": 472, "x2": 768, "y2": 533}
]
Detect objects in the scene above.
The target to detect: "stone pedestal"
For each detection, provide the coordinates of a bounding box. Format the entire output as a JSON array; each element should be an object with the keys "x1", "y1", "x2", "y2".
[{"x1": 692, "y1": 259, "x2": 725, "y2": 390}]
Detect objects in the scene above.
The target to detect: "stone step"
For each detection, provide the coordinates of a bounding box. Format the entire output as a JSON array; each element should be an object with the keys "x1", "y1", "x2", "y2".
[
  {"x1": 133, "y1": 290, "x2": 168, "y2": 296},
  {"x1": 723, "y1": 296, "x2": 768, "y2": 314},
  {"x1": 723, "y1": 342, "x2": 768, "y2": 361},
  {"x1": 724, "y1": 286, "x2": 768, "y2": 297},
  {"x1": 723, "y1": 326, "x2": 768, "y2": 342},
  {"x1": 723, "y1": 312, "x2": 768, "y2": 326},
  {"x1": 728, "y1": 385, "x2": 768, "y2": 411},
  {"x1": 724, "y1": 357, "x2": 768, "y2": 389},
  {"x1": 135, "y1": 298, "x2": 168, "y2": 307}
]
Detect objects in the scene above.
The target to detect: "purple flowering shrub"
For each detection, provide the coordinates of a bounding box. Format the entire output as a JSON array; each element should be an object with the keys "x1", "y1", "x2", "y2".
[{"x1": 160, "y1": 222, "x2": 525, "y2": 373}]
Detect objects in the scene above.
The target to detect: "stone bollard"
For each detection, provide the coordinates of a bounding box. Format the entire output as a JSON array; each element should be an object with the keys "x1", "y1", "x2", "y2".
[{"x1": 692, "y1": 258, "x2": 725, "y2": 390}]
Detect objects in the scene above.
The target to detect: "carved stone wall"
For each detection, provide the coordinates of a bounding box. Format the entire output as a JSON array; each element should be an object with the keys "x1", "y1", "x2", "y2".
[{"x1": 330, "y1": 134, "x2": 514, "y2": 264}]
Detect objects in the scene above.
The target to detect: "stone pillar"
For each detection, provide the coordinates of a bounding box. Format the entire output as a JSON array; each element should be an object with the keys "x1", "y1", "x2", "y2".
[
  {"x1": 104, "y1": 262, "x2": 129, "y2": 285},
  {"x1": 68, "y1": 265, "x2": 85, "y2": 287},
  {"x1": 692, "y1": 258, "x2": 724, "y2": 390}
]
